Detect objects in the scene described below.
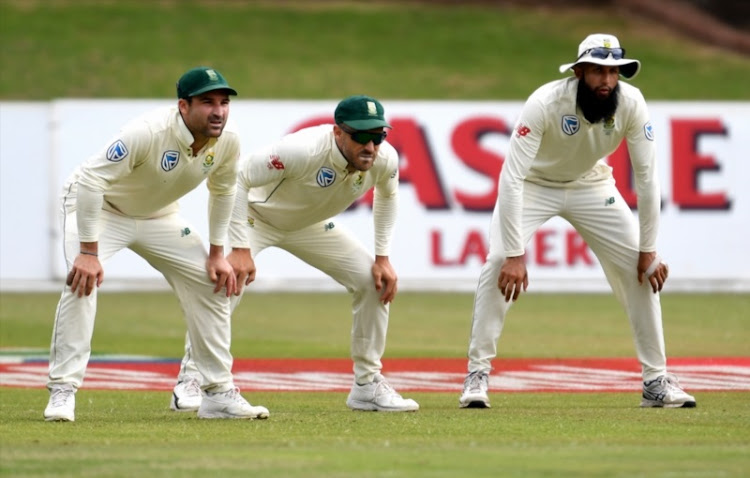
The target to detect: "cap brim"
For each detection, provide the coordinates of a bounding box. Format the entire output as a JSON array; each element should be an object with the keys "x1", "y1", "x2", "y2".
[
  {"x1": 559, "y1": 58, "x2": 641, "y2": 79},
  {"x1": 343, "y1": 119, "x2": 392, "y2": 130},
  {"x1": 188, "y1": 85, "x2": 238, "y2": 97}
]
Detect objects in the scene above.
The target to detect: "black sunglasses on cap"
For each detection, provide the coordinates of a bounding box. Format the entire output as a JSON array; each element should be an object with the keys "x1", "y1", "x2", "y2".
[
  {"x1": 339, "y1": 125, "x2": 388, "y2": 145},
  {"x1": 579, "y1": 47, "x2": 626, "y2": 60}
]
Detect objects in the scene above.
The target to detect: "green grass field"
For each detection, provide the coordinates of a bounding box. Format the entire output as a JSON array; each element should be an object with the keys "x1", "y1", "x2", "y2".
[
  {"x1": 1, "y1": 0, "x2": 749, "y2": 100},
  {"x1": 1, "y1": 292, "x2": 749, "y2": 477}
]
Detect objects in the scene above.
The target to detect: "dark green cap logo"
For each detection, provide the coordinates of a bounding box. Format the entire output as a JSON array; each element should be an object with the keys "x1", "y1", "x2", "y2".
[{"x1": 334, "y1": 95, "x2": 391, "y2": 130}]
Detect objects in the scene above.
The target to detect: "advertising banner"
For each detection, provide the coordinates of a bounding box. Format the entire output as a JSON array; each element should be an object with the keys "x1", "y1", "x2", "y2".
[{"x1": 1, "y1": 100, "x2": 748, "y2": 291}]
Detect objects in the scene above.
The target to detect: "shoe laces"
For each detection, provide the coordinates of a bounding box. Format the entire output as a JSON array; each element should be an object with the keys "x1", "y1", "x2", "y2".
[
  {"x1": 647, "y1": 373, "x2": 683, "y2": 391},
  {"x1": 50, "y1": 387, "x2": 74, "y2": 407},
  {"x1": 218, "y1": 387, "x2": 248, "y2": 404},
  {"x1": 181, "y1": 378, "x2": 201, "y2": 396},
  {"x1": 374, "y1": 378, "x2": 402, "y2": 400},
  {"x1": 465, "y1": 371, "x2": 488, "y2": 392},
  {"x1": 661, "y1": 373, "x2": 686, "y2": 391}
]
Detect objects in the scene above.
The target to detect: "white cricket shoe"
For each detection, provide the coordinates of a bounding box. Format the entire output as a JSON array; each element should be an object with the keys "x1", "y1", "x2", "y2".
[
  {"x1": 640, "y1": 374, "x2": 697, "y2": 408},
  {"x1": 346, "y1": 373, "x2": 419, "y2": 412},
  {"x1": 44, "y1": 384, "x2": 76, "y2": 422},
  {"x1": 197, "y1": 387, "x2": 269, "y2": 419},
  {"x1": 170, "y1": 377, "x2": 202, "y2": 412},
  {"x1": 459, "y1": 371, "x2": 491, "y2": 409}
]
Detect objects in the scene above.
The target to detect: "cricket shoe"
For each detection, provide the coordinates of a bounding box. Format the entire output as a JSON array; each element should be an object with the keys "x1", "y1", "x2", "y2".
[
  {"x1": 640, "y1": 374, "x2": 697, "y2": 408},
  {"x1": 197, "y1": 387, "x2": 270, "y2": 419},
  {"x1": 459, "y1": 371, "x2": 491, "y2": 409},
  {"x1": 170, "y1": 377, "x2": 202, "y2": 412},
  {"x1": 44, "y1": 384, "x2": 76, "y2": 422},
  {"x1": 346, "y1": 373, "x2": 419, "y2": 412}
]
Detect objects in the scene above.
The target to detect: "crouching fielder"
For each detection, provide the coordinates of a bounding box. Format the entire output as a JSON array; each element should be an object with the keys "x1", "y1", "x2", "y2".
[
  {"x1": 170, "y1": 95, "x2": 419, "y2": 413},
  {"x1": 459, "y1": 34, "x2": 695, "y2": 410}
]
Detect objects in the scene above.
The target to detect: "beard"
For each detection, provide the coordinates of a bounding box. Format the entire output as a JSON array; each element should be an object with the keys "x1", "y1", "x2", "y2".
[{"x1": 576, "y1": 78, "x2": 619, "y2": 124}]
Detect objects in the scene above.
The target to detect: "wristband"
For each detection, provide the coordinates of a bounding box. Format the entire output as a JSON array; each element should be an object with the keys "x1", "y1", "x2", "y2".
[
  {"x1": 644, "y1": 255, "x2": 662, "y2": 277},
  {"x1": 80, "y1": 251, "x2": 98, "y2": 257}
]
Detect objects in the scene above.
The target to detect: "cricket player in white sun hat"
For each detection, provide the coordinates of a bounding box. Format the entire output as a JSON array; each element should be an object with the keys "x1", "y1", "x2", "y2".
[
  {"x1": 459, "y1": 34, "x2": 697, "y2": 410},
  {"x1": 44, "y1": 67, "x2": 269, "y2": 421},
  {"x1": 171, "y1": 95, "x2": 419, "y2": 412}
]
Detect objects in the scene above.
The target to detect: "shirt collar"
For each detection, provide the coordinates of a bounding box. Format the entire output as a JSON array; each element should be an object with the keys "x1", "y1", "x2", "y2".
[
  {"x1": 329, "y1": 130, "x2": 350, "y2": 172},
  {"x1": 173, "y1": 107, "x2": 218, "y2": 152}
]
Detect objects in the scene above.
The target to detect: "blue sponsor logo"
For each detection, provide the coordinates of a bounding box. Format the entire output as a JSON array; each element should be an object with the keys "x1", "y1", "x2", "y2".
[
  {"x1": 106, "y1": 140, "x2": 128, "y2": 162},
  {"x1": 161, "y1": 151, "x2": 180, "y2": 171},
  {"x1": 562, "y1": 115, "x2": 579, "y2": 136},
  {"x1": 644, "y1": 121, "x2": 654, "y2": 141},
  {"x1": 316, "y1": 167, "x2": 336, "y2": 187}
]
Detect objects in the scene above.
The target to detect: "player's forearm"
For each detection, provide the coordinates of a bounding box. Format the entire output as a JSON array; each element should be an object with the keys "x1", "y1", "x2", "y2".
[
  {"x1": 373, "y1": 192, "x2": 397, "y2": 256},
  {"x1": 228, "y1": 183, "x2": 251, "y2": 248},
  {"x1": 207, "y1": 191, "x2": 235, "y2": 246},
  {"x1": 76, "y1": 183, "x2": 105, "y2": 242}
]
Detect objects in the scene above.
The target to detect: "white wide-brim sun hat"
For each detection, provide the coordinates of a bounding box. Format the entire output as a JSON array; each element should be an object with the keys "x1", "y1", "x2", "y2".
[{"x1": 558, "y1": 33, "x2": 641, "y2": 79}]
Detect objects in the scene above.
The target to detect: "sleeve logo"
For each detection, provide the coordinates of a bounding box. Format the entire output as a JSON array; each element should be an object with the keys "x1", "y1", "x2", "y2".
[
  {"x1": 515, "y1": 124, "x2": 531, "y2": 138},
  {"x1": 161, "y1": 150, "x2": 180, "y2": 171},
  {"x1": 106, "y1": 140, "x2": 128, "y2": 162},
  {"x1": 267, "y1": 154, "x2": 285, "y2": 170},
  {"x1": 644, "y1": 121, "x2": 654, "y2": 141},
  {"x1": 561, "y1": 115, "x2": 580, "y2": 136}
]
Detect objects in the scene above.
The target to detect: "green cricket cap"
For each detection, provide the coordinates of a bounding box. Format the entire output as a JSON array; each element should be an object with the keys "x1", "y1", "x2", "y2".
[
  {"x1": 334, "y1": 95, "x2": 391, "y2": 130},
  {"x1": 176, "y1": 66, "x2": 237, "y2": 99}
]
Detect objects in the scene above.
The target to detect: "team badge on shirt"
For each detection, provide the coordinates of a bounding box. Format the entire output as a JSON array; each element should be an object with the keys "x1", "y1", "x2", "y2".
[
  {"x1": 316, "y1": 167, "x2": 336, "y2": 187},
  {"x1": 202, "y1": 152, "x2": 215, "y2": 174},
  {"x1": 644, "y1": 121, "x2": 655, "y2": 141},
  {"x1": 603, "y1": 116, "x2": 616, "y2": 135},
  {"x1": 352, "y1": 173, "x2": 364, "y2": 192},
  {"x1": 562, "y1": 115, "x2": 579, "y2": 136},
  {"x1": 161, "y1": 151, "x2": 180, "y2": 171},
  {"x1": 106, "y1": 140, "x2": 128, "y2": 162}
]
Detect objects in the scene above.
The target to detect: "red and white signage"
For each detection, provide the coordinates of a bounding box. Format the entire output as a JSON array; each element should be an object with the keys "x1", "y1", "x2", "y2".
[{"x1": 1, "y1": 100, "x2": 748, "y2": 291}]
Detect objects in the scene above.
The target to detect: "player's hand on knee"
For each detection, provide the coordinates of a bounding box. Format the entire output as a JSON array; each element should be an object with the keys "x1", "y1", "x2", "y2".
[
  {"x1": 497, "y1": 256, "x2": 528, "y2": 302},
  {"x1": 638, "y1": 252, "x2": 667, "y2": 294},
  {"x1": 372, "y1": 255, "x2": 398, "y2": 304},
  {"x1": 207, "y1": 255, "x2": 237, "y2": 297},
  {"x1": 227, "y1": 248, "x2": 255, "y2": 295},
  {"x1": 66, "y1": 254, "x2": 103, "y2": 298}
]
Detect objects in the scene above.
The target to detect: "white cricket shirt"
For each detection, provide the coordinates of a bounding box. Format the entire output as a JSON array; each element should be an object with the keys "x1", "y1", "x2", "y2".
[
  {"x1": 66, "y1": 105, "x2": 240, "y2": 245},
  {"x1": 229, "y1": 124, "x2": 399, "y2": 256},
  {"x1": 500, "y1": 77, "x2": 660, "y2": 256}
]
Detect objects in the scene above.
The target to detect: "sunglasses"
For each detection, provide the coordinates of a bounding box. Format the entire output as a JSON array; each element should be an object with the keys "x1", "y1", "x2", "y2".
[
  {"x1": 340, "y1": 125, "x2": 388, "y2": 145},
  {"x1": 580, "y1": 47, "x2": 626, "y2": 60}
]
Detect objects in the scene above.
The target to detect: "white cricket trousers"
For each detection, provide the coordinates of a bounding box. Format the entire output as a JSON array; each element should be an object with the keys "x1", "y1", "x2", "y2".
[
  {"x1": 48, "y1": 191, "x2": 235, "y2": 392},
  {"x1": 178, "y1": 217, "x2": 389, "y2": 384},
  {"x1": 467, "y1": 180, "x2": 668, "y2": 381}
]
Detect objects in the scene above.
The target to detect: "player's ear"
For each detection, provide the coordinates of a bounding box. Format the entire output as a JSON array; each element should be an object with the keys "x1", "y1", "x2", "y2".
[
  {"x1": 177, "y1": 97, "x2": 190, "y2": 115},
  {"x1": 333, "y1": 124, "x2": 344, "y2": 139}
]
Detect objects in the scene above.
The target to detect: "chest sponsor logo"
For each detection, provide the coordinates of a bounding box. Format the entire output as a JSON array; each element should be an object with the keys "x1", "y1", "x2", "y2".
[
  {"x1": 644, "y1": 121, "x2": 654, "y2": 141},
  {"x1": 161, "y1": 150, "x2": 180, "y2": 172},
  {"x1": 316, "y1": 167, "x2": 336, "y2": 187},
  {"x1": 106, "y1": 140, "x2": 128, "y2": 162},
  {"x1": 562, "y1": 115, "x2": 580, "y2": 136}
]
